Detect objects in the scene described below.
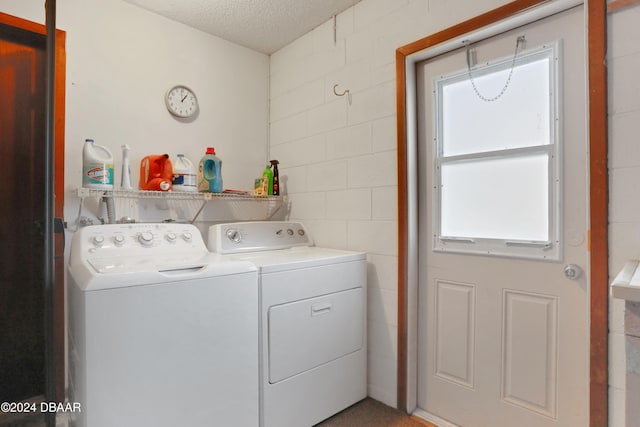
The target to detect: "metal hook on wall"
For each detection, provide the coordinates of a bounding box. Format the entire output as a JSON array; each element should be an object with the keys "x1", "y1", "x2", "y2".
[{"x1": 333, "y1": 84, "x2": 352, "y2": 105}]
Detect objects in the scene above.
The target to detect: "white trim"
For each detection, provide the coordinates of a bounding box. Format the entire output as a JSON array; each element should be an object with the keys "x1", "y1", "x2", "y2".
[
  {"x1": 403, "y1": 0, "x2": 583, "y2": 414},
  {"x1": 412, "y1": 408, "x2": 460, "y2": 427}
]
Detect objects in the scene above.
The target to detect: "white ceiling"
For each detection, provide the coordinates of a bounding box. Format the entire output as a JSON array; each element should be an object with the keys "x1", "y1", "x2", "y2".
[{"x1": 123, "y1": 0, "x2": 363, "y2": 54}]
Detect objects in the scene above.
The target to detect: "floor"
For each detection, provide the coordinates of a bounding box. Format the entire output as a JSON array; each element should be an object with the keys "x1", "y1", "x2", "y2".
[
  {"x1": 0, "y1": 412, "x2": 45, "y2": 427},
  {"x1": 316, "y1": 398, "x2": 436, "y2": 427},
  {"x1": 0, "y1": 397, "x2": 434, "y2": 427}
]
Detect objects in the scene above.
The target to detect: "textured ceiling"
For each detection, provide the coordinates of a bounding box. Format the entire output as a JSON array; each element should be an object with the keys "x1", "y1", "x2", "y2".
[{"x1": 123, "y1": 0, "x2": 362, "y2": 54}]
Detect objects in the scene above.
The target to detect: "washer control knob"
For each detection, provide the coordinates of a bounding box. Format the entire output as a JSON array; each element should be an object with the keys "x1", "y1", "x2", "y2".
[
  {"x1": 138, "y1": 231, "x2": 154, "y2": 247},
  {"x1": 182, "y1": 232, "x2": 193, "y2": 242},
  {"x1": 166, "y1": 232, "x2": 177, "y2": 242},
  {"x1": 92, "y1": 235, "x2": 105, "y2": 247},
  {"x1": 297, "y1": 229, "x2": 305, "y2": 236},
  {"x1": 287, "y1": 229, "x2": 294, "y2": 236},
  {"x1": 226, "y1": 229, "x2": 241, "y2": 243},
  {"x1": 113, "y1": 234, "x2": 126, "y2": 246}
]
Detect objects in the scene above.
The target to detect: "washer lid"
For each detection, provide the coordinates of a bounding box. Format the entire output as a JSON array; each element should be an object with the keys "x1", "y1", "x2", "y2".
[
  {"x1": 87, "y1": 253, "x2": 214, "y2": 275},
  {"x1": 70, "y1": 252, "x2": 257, "y2": 291}
]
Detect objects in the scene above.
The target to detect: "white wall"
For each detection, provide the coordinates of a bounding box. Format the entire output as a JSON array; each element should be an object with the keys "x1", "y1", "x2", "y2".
[
  {"x1": 0, "y1": 0, "x2": 269, "y2": 225},
  {"x1": 608, "y1": 4, "x2": 640, "y2": 427}
]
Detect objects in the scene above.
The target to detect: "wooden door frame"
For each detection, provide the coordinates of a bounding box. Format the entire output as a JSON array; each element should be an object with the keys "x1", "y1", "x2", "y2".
[
  {"x1": 395, "y1": 0, "x2": 608, "y2": 425},
  {"x1": 0, "y1": 11, "x2": 66, "y2": 402}
]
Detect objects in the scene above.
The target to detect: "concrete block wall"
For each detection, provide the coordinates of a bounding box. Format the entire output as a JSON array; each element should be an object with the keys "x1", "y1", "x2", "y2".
[
  {"x1": 608, "y1": 3, "x2": 640, "y2": 426},
  {"x1": 269, "y1": 0, "x2": 514, "y2": 407}
]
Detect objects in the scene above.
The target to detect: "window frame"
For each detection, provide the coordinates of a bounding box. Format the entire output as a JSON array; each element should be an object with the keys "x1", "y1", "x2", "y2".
[{"x1": 432, "y1": 42, "x2": 562, "y2": 260}]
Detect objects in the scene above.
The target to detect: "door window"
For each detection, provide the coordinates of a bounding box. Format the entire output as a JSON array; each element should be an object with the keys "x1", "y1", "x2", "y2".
[{"x1": 433, "y1": 44, "x2": 560, "y2": 260}]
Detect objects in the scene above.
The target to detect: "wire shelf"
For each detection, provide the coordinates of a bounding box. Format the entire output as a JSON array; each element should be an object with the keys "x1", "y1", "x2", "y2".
[{"x1": 76, "y1": 188, "x2": 286, "y2": 223}]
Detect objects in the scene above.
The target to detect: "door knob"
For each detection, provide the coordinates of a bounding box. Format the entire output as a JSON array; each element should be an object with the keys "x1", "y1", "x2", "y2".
[{"x1": 563, "y1": 264, "x2": 582, "y2": 280}]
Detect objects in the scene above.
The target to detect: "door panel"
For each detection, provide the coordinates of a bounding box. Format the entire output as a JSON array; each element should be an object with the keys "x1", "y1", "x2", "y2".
[
  {"x1": 416, "y1": 6, "x2": 587, "y2": 427},
  {"x1": 0, "y1": 28, "x2": 47, "y2": 402},
  {"x1": 0, "y1": 15, "x2": 67, "y2": 409},
  {"x1": 501, "y1": 290, "x2": 557, "y2": 418},
  {"x1": 434, "y1": 280, "x2": 475, "y2": 388}
]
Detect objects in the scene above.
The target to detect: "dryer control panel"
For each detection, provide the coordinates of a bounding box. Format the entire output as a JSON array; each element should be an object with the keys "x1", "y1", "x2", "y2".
[{"x1": 209, "y1": 221, "x2": 313, "y2": 254}]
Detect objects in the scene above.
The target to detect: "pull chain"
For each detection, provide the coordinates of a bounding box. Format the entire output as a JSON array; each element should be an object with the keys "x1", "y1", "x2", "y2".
[{"x1": 465, "y1": 35, "x2": 525, "y2": 102}]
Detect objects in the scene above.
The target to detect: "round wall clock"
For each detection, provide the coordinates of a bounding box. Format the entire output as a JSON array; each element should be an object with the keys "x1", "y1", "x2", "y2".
[{"x1": 165, "y1": 85, "x2": 199, "y2": 118}]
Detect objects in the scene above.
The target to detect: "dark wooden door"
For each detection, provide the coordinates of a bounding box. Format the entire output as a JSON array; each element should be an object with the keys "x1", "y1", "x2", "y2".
[{"x1": 0, "y1": 22, "x2": 48, "y2": 403}]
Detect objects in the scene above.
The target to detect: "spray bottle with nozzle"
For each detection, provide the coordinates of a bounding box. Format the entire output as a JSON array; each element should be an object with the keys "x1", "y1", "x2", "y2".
[
  {"x1": 270, "y1": 160, "x2": 280, "y2": 196},
  {"x1": 120, "y1": 144, "x2": 132, "y2": 190}
]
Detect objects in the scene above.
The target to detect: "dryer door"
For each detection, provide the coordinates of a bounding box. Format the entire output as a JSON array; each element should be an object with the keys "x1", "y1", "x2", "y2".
[{"x1": 268, "y1": 287, "x2": 364, "y2": 383}]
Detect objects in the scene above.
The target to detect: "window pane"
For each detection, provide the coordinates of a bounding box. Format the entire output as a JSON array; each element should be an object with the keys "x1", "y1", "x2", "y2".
[
  {"x1": 440, "y1": 153, "x2": 549, "y2": 241},
  {"x1": 439, "y1": 56, "x2": 551, "y2": 156}
]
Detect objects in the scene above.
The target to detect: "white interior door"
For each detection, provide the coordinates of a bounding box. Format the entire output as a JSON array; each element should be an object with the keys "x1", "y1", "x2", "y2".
[{"x1": 416, "y1": 6, "x2": 588, "y2": 427}]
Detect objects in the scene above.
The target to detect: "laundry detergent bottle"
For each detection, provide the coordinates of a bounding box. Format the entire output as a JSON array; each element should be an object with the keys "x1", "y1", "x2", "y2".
[
  {"x1": 82, "y1": 138, "x2": 114, "y2": 190},
  {"x1": 197, "y1": 147, "x2": 223, "y2": 193},
  {"x1": 172, "y1": 154, "x2": 197, "y2": 192},
  {"x1": 139, "y1": 154, "x2": 173, "y2": 191}
]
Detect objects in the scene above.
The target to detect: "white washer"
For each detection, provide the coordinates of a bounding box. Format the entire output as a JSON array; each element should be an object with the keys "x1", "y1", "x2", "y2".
[
  {"x1": 208, "y1": 221, "x2": 367, "y2": 427},
  {"x1": 67, "y1": 223, "x2": 259, "y2": 427}
]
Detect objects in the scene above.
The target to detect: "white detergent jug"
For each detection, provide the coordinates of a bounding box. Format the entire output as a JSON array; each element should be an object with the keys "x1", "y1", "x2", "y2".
[
  {"x1": 82, "y1": 139, "x2": 114, "y2": 190},
  {"x1": 172, "y1": 154, "x2": 197, "y2": 192}
]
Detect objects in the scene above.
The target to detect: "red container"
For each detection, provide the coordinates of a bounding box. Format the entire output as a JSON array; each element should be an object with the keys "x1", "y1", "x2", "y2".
[{"x1": 139, "y1": 154, "x2": 173, "y2": 191}]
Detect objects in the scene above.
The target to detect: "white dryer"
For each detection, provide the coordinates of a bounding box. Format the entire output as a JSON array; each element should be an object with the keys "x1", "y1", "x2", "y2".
[
  {"x1": 67, "y1": 223, "x2": 259, "y2": 427},
  {"x1": 208, "y1": 221, "x2": 367, "y2": 427}
]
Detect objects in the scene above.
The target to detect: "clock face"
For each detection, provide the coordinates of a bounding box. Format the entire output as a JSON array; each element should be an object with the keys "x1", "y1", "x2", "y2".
[{"x1": 165, "y1": 85, "x2": 198, "y2": 118}]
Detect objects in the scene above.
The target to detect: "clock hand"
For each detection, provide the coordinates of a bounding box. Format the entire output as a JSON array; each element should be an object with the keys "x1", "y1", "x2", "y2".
[{"x1": 181, "y1": 94, "x2": 188, "y2": 102}]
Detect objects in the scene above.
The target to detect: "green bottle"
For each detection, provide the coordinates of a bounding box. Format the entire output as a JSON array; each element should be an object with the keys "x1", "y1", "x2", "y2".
[{"x1": 262, "y1": 164, "x2": 274, "y2": 195}]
